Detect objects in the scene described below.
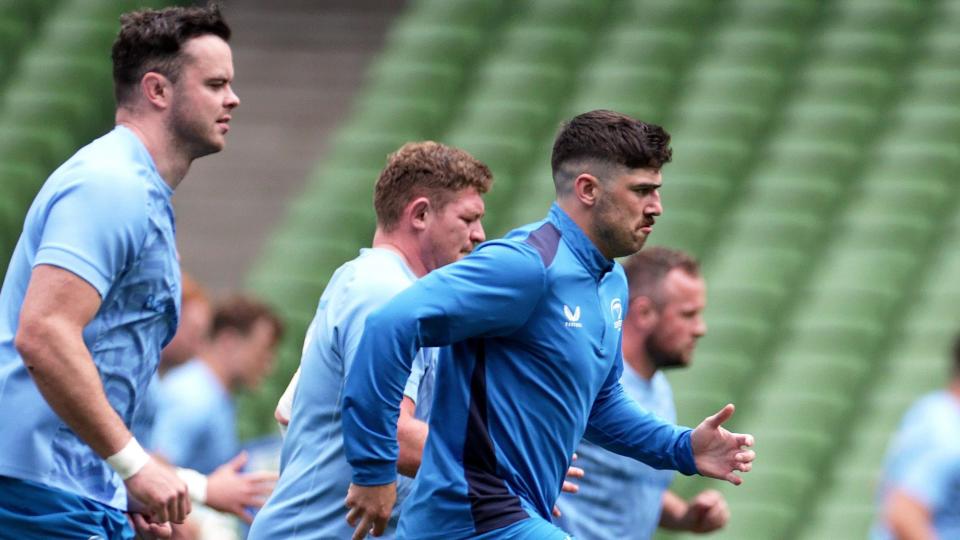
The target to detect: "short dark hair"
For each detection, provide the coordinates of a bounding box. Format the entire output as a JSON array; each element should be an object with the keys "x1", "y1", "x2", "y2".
[
  {"x1": 211, "y1": 296, "x2": 284, "y2": 345},
  {"x1": 374, "y1": 141, "x2": 493, "y2": 231},
  {"x1": 622, "y1": 247, "x2": 699, "y2": 307},
  {"x1": 111, "y1": 3, "x2": 231, "y2": 105},
  {"x1": 551, "y1": 110, "x2": 672, "y2": 193}
]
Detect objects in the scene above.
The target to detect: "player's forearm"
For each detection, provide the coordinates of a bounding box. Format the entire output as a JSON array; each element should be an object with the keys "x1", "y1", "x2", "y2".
[
  {"x1": 396, "y1": 399, "x2": 428, "y2": 478},
  {"x1": 585, "y1": 390, "x2": 696, "y2": 475},
  {"x1": 887, "y1": 490, "x2": 936, "y2": 540},
  {"x1": 17, "y1": 319, "x2": 132, "y2": 458},
  {"x1": 342, "y1": 308, "x2": 415, "y2": 485}
]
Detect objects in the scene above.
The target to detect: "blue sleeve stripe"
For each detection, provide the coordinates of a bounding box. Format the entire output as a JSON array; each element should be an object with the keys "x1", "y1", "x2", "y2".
[
  {"x1": 463, "y1": 339, "x2": 529, "y2": 533},
  {"x1": 523, "y1": 222, "x2": 561, "y2": 268}
]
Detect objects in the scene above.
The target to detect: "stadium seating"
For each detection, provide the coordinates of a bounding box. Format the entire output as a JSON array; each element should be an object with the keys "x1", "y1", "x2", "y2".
[{"x1": 3, "y1": 1, "x2": 959, "y2": 536}]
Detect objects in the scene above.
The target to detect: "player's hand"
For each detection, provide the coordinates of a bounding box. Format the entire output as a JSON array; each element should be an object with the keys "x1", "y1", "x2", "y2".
[
  {"x1": 553, "y1": 454, "x2": 585, "y2": 517},
  {"x1": 345, "y1": 482, "x2": 397, "y2": 540},
  {"x1": 125, "y1": 459, "x2": 191, "y2": 524},
  {"x1": 128, "y1": 512, "x2": 173, "y2": 539},
  {"x1": 206, "y1": 451, "x2": 278, "y2": 523},
  {"x1": 690, "y1": 404, "x2": 755, "y2": 485},
  {"x1": 561, "y1": 453, "x2": 584, "y2": 495},
  {"x1": 682, "y1": 489, "x2": 729, "y2": 533}
]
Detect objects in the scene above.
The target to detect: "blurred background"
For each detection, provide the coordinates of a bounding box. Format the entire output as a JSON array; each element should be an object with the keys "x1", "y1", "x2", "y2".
[{"x1": 1, "y1": 0, "x2": 959, "y2": 538}]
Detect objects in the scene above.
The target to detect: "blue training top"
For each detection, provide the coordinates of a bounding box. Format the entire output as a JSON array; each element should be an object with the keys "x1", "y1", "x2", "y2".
[
  {"x1": 0, "y1": 126, "x2": 180, "y2": 509},
  {"x1": 555, "y1": 369, "x2": 677, "y2": 539},
  {"x1": 343, "y1": 204, "x2": 697, "y2": 539}
]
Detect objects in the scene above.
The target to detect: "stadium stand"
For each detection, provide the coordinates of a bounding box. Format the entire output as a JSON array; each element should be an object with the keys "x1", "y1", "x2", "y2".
[{"x1": 2, "y1": 0, "x2": 959, "y2": 538}]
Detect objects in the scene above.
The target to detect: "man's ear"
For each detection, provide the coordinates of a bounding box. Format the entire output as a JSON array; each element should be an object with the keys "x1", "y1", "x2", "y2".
[
  {"x1": 406, "y1": 196, "x2": 431, "y2": 232},
  {"x1": 628, "y1": 296, "x2": 658, "y2": 333},
  {"x1": 573, "y1": 173, "x2": 601, "y2": 207},
  {"x1": 140, "y1": 72, "x2": 174, "y2": 110}
]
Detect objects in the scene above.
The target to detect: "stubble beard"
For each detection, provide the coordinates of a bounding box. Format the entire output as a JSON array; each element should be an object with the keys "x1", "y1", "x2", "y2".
[
  {"x1": 169, "y1": 100, "x2": 221, "y2": 161},
  {"x1": 594, "y1": 197, "x2": 645, "y2": 259}
]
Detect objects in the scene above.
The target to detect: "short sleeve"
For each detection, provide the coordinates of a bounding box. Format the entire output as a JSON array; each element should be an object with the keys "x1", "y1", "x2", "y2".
[
  {"x1": 403, "y1": 351, "x2": 428, "y2": 403},
  {"x1": 33, "y1": 173, "x2": 147, "y2": 297},
  {"x1": 897, "y1": 448, "x2": 960, "y2": 508}
]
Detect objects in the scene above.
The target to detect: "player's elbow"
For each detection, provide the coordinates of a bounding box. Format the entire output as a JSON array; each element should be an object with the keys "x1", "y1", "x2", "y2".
[{"x1": 15, "y1": 318, "x2": 61, "y2": 372}]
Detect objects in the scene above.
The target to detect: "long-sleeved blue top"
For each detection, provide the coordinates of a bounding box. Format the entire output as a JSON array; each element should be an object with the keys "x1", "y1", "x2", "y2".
[{"x1": 342, "y1": 204, "x2": 697, "y2": 539}]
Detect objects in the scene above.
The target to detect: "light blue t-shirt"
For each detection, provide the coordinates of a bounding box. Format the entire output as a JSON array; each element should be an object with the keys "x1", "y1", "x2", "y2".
[
  {"x1": 871, "y1": 391, "x2": 960, "y2": 539},
  {"x1": 0, "y1": 126, "x2": 181, "y2": 510},
  {"x1": 152, "y1": 359, "x2": 238, "y2": 475},
  {"x1": 555, "y1": 368, "x2": 676, "y2": 540},
  {"x1": 249, "y1": 247, "x2": 435, "y2": 540}
]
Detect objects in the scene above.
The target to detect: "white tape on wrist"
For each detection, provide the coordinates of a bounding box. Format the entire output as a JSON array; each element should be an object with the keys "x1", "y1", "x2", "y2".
[
  {"x1": 177, "y1": 467, "x2": 208, "y2": 504},
  {"x1": 106, "y1": 438, "x2": 151, "y2": 480}
]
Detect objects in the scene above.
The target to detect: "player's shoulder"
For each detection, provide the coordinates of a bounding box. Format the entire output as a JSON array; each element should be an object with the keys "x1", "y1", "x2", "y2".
[
  {"x1": 341, "y1": 248, "x2": 416, "y2": 298},
  {"x1": 502, "y1": 218, "x2": 563, "y2": 269}
]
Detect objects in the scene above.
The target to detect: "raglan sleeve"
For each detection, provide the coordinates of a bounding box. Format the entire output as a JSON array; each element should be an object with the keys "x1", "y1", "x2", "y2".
[{"x1": 583, "y1": 344, "x2": 698, "y2": 476}]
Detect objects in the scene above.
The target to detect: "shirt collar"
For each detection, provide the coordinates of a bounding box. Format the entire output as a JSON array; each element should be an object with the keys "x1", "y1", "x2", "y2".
[
  {"x1": 548, "y1": 203, "x2": 614, "y2": 278},
  {"x1": 115, "y1": 125, "x2": 171, "y2": 198}
]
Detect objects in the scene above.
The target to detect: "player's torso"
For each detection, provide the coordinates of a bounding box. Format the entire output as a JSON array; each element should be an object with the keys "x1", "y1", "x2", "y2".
[
  {"x1": 0, "y1": 129, "x2": 179, "y2": 508},
  {"x1": 257, "y1": 249, "x2": 417, "y2": 539},
  {"x1": 404, "y1": 235, "x2": 628, "y2": 538}
]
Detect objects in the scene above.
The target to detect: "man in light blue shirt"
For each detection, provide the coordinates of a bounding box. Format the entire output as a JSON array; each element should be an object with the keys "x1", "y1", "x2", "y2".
[
  {"x1": 153, "y1": 296, "x2": 283, "y2": 476},
  {"x1": 872, "y1": 336, "x2": 960, "y2": 540},
  {"x1": 555, "y1": 247, "x2": 730, "y2": 539},
  {"x1": 248, "y1": 141, "x2": 492, "y2": 540},
  {"x1": 0, "y1": 5, "x2": 239, "y2": 538}
]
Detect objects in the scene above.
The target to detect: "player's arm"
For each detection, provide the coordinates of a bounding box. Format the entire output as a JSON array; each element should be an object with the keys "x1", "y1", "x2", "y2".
[
  {"x1": 885, "y1": 488, "x2": 935, "y2": 540},
  {"x1": 396, "y1": 397, "x2": 427, "y2": 478},
  {"x1": 584, "y1": 352, "x2": 754, "y2": 483},
  {"x1": 342, "y1": 242, "x2": 545, "y2": 538},
  {"x1": 274, "y1": 368, "x2": 300, "y2": 429},
  {"x1": 659, "y1": 489, "x2": 729, "y2": 533},
  {"x1": 16, "y1": 265, "x2": 189, "y2": 523}
]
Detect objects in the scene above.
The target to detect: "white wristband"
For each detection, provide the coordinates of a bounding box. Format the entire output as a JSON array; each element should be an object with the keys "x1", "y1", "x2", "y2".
[
  {"x1": 176, "y1": 467, "x2": 208, "y2": 504},
  {"x1": 106, "y1": 437, "x2": 150, "y2": 480}
]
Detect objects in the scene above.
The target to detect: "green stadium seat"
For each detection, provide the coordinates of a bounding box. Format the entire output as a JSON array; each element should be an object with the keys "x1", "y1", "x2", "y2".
[
  {"x1": 493, "y1": 25, "x2": 589, "y2": 67},
  {"x1": 394, "y1": 0, "x2": 502, "y2": 27},
  {"x1": 363, "y1": 61, "x2": 461, "y2": 104},
  {"x1": 470, "y1": 60, "x2": 568, "y2": 104},
  {"x1": 797, "y1": 65, "x2": 892, "y2": 108},
  {"x1": 599, "y1": 27, "x2": 695, "y2": 69},
  {"x1": 620, "y1": 0, "x2": 715, "y2": 30},
  {"x1": 381, "y1": 23, "x2": 483, "y2": 66},
  {"x1": 681, "y1": 65, "x2": 784, "y2": 109},
  {"x1": 518, "y1": 0, "x2": 608, "y2": 29}
]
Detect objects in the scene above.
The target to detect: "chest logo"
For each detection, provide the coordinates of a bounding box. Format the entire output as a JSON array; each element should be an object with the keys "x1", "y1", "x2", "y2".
[
  {"x1": 563, "y1": 305, "x2": 583, "y2": 328},
  {"x1": 611, "y1": 298, "x2": 623, "y2": 330}
]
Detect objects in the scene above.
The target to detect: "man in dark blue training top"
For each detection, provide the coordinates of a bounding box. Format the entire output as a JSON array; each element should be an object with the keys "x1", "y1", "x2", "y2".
[{"x1": 341, "y1": 110, "x2": 756, "y2": 539}]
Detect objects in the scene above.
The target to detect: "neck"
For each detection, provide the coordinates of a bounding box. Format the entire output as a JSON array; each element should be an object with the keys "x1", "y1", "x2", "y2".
[
  {"x1": 116, "y1": 110, "x2": 191, "y2": 190},
  {"x1": 557, "y1": 197, "x2": 610, "y2": 259},
  {"x1": 199, "y1": 349, "x2": 234, "y2": 393},
  {"x1": 372, "y1": 227, "x2": 429, "y2": 277},
  {"x1": 622, "y1": 331, "x2": 656, "y2": 380},
  {"x1": 949, "y1": 378, "x2": 960, "y2": 400}
]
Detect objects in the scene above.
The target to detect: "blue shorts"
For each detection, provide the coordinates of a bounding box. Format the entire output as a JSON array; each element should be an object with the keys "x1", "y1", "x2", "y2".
[
  {"x1": 0, "y1": 475, "x2": 133, "y2": 540},
  {"x1": 473, "y1": 515, "x2": 573, "y2": 540}
]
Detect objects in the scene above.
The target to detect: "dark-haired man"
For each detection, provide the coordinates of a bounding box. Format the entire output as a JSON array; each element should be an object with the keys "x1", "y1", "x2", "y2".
[
  {"x1": 0, "y1": 4, "x2": 238, "y2": 539},
  {"x1": 872, "y1": 336, "x2": 960, "y2": 540},
  {"x1": 556, "y1": 247, "x2": 729, "y2": 539},
  {"x1": 342, "y1": 110, "x2": 755, "y2": 539},
  {"x1": 249, "y1": 141, "x2": 492, "y2": 540}
]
